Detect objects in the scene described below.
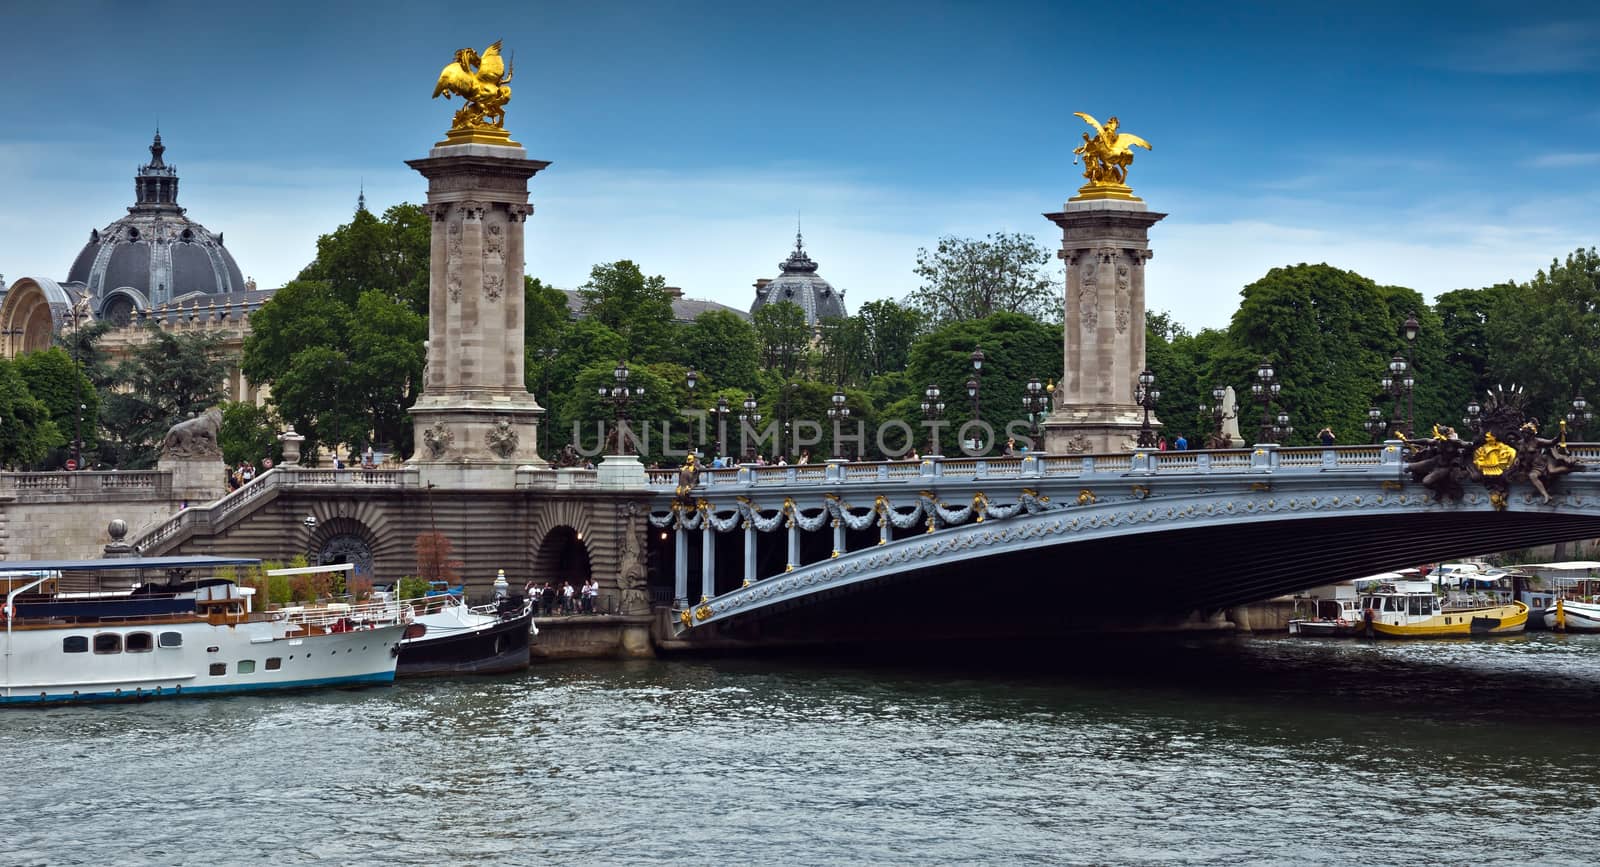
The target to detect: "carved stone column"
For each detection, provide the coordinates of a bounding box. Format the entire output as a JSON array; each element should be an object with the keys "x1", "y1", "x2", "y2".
[
  {"x1": 406, "y1": 144, "x2": 552, "y2": 488},
  {"x1": 1041, "y1": 199, "x2": 1166, "y2": 455}
]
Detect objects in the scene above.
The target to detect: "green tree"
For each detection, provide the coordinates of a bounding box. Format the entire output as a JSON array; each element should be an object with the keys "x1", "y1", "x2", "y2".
[
  {"x1": 567, "y1": 362, "x2": 679, "y2": 465},
  {"x1": 577, "y1": 260, "x2": 676, "y2": 360},
  {"x1": 1484, "y1": 248, "x2": 1600, "y2": 427},
  {"x1": 298, "y1": 203, "x2": 431, "y2": 313},
  {"x1": 15, "y1": 347, "x2": 99, "y2": 465},
  {"x1": 855, "y1": 299, "x2": 923, "y2": 378},
  {"x1": 219, "y1": 401, "x2": 283, "y2": 467},
  {"x1": 909, "y1": 233, "x2": 1057, "y2": 325},
  {"x1": 100, "y1": 327, "x2": 227, "y2": 467},
  {"x1": 753, "y1": 301, "x2": 810, "y2": 378},
  {"x1": 906, "y1": 312, "x2": 1060, "y2": 454},
  {"x1": 679, "y1": 309, "x2": 761, "y2": 393},
  {"x1": 0, "y1": 358, "x2": 63, "y2": 468},
  {"x1": 1434, "y1": 285, "x2": 1512, "y2": 421}
]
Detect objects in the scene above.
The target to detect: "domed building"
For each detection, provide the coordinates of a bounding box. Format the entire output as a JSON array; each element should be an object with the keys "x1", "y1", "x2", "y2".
[
  {"x1": 64, "y1": 132, "x2": 246, "y2": 322},
  {"x1": 750, "y1": 230, "x2": 847, "y2": 325}
]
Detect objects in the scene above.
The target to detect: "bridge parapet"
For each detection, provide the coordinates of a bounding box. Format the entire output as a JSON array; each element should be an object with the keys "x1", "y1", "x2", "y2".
[{"x1": 0, "y1": 470, "x2": 170, "y2": 502}]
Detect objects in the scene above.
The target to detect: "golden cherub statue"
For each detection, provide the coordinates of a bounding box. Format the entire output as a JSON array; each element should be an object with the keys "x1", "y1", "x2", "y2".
[
  {"x1": 1070, "y1": 112, "x2": 1151, "y2": 201},
  {"x1": 432, "y1": 40, "x2": 518, "y2": 146}
]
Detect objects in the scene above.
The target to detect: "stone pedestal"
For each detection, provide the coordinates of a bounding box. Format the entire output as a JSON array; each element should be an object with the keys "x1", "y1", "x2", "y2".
[
  {"x1": 159, "y1": 456, "x2": 226, "y2": 504},
  {"x1": 596, "y1": 454, "x2": 649, "y2": 489},
  {"x1": 1041, "y1": 198, "x2": 1166, "y2": 454},
  {"x1": 406, "y1": 142, "x2": 552, "y2": 489}
]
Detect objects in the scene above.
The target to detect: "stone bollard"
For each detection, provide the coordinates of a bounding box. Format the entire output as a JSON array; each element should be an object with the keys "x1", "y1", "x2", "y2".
[{"x1": 279, "y1": 426, "x2": 305, "y2": 466}]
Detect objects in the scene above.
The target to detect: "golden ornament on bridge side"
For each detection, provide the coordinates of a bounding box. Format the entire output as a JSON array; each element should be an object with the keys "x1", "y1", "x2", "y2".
[
  {"x1": 1069, "y1": 112, "x2": 1152, "y2": 202},
  {"x1": 432, "y1": 40, "x2": 520, "y2": 147}
]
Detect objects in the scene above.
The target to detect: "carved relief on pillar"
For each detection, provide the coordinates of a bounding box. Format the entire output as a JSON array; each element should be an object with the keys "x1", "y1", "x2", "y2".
[
  {"x1": 482, "y1": 215, "x2": 507, "y2": 302},
  {"x1": 506, "y1": 203, "x2": 534, "y2": 223},
  {"x1": 615, "y1": 501, "x2": 649, "y2": 614},
  {"x1": 423, "y1": 203, "x2": 451, "y2": 222},
  {"x1": 457, "y1": 200, "x2": 487, "y2": 222},
  {"x1": 1079, "y1": 258, "x2": 1099, "y2": 332},
  {"x1": 446, "y1": 217, "x2": 464, "y2": 302},
  {"x1": 423, "y1": 420, "x2": 454, "y2": 458},
  {"x1": 1115, "y1": 261, "x2": 1132, "y2": 334},
  {"x1": 485, "y1": 416, "x2": 518, "y2": 458}
]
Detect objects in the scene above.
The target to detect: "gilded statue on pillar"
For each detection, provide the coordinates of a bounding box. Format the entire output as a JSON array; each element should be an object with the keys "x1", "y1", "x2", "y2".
[
  {"x1": 432, "y1": 40, "x2": 520, "y2": 146},
  {"x1": 1070, "y1": 112, "x2": 1152, "y2": 202}
]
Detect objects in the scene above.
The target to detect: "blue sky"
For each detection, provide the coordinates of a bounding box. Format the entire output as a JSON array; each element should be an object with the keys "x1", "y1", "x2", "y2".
[{"x1": 1, "y1": 0, "x2": 1596, "y2": 330}]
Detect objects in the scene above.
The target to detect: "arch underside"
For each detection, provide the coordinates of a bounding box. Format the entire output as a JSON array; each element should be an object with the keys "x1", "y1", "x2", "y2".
[{"x1": 699, "y1": 507, "x2": 1600, "y2": 636}]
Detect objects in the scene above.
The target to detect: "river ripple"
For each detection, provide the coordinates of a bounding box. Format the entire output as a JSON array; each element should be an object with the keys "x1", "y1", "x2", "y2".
[{"x1": 5, "y1": 633, "x2": 1600, "y2": 866}]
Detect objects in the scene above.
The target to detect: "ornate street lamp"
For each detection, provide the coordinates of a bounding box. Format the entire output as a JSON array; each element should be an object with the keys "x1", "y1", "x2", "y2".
[
  {"x1": 828, "y1": 388, "x2": 851, "y2": 460},
  {"x1": 1200, "y1": 383, "x2": 1228, "y2": 446},
  {"x1": 921, "y1": 383, "x2": 945, "y2": 455},
  {"x1": 1461, "y1": 398, "x2": 1482, "y2": 437},
  {"x1": 684, "y1": 368, "x2": 699, "y2": 455},
  {"x1": 968, "y1": 346, "x2": 985, "y2": 451},
  {"x1": 738, "y1": 393, "x2": 761, "y2": 462},
  {"x1": 597, "y1": 359, "x2": 643, "y2": 455},
  {"x1": 1568, "y1": 394, "x2": 1592, "y2": 440},
  {"x1": 1135, "y1": 369, "x2": 1160, "y2": 448},
  {"x1": 1251, "y1": 358, "x2": 1281, "y2": 443},
  {"x1": 711, "y1": 396, "x2": 730, "y2": 460},
  {"x1": 1273, "y1": 411, "x2": 1294, "y2": 442},
  {"x1": 1366, "y1": 406, "x2": 1387, "y2": 442},
  {"x1": 1380, "y1": 353, "x2": 1414, "y2": 438},
  {"x1": 1022, "y1": 376, "x2": 1049, "y2": 442}
]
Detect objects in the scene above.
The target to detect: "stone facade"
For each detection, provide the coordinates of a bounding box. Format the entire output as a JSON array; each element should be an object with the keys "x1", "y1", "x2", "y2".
[
  {"x1": 405, "y1": 143, "x2": 550, "y2": 486},
  {"x1": 1041, "y1": 199, "x2": 1166, "y2": 454}
]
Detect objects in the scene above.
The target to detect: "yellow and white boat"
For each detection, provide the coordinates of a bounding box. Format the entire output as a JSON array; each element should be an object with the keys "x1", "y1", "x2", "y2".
[{"x1": 1359, "y1": 578, "x2": 1527, "y2": 638}]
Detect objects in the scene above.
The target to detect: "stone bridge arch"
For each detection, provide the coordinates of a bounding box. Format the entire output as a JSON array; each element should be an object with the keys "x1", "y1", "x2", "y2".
[{"x1": 306, "y1": 515, "x2": 378, "y2": 578}]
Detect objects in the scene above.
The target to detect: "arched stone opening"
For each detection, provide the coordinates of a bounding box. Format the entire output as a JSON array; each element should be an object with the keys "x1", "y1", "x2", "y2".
[
  {"x1": 306, "y1": 516, "x2": 377, "y2": 580},
  {"x1": 533, "y1": 526, "x2": 593, "y2": 613}
]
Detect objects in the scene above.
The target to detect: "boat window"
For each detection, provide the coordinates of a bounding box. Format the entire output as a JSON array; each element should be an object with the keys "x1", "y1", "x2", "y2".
[
  {"x1": 159, "y1": 631, "x2": 183, "y2": 648},
  {"x1": 93, "y1": 633, "x2": 122, "y2": 654},
  {"x1": 62, "y1": 636, "x2": 88, "y2": 653},
  {"x1": 125, "y1": 632, "x2": 154, "y2": 653},
  {"x1": 209, "y1": 663, "x2": 227, "y2": 676},
  {"x1": 265, "y1": 657, "x2": 282, "y2": 671},
  {"x1": 238, "y1": 659, "x2": 256, "y2": 674},
  {"x1": 1408, "y1": 597, "x2": 1425, "y2": 615}
]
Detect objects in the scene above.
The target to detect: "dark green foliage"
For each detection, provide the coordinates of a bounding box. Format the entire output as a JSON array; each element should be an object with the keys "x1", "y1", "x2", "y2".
[
  {"x1": 100, "y1": 327, "x2": 227, "y2": 468},
  {"x1": 753, "y1": 301, "x2": 810, "y2": 379},
  {"x1": 906, "y1": 313, "x2": 1059, "y2": 453},
  {"x1": 0, "y1": 357, "x2": 63, "y2": 468},
  {"x1": 219, "y1": 401, "x2": 283, "y2": 468},
  {"x1": 909, "y1": 233, "x2": 1057, "y2": 325},
  {"x1": 577, "y1": 261, "x2": 676, "y2": 361},
  {"x1": 678, "y1": 310, "x2": 761, "y2": 393},
  {"x1": 15, "y1": 347, "x2": 99, "y2": 465},
  {"x1": 1484, "y1": 249, "x2": 1600, "y2": 428},
  {"x1": 298, "y1": 203, "x2": 431, "y2": 313}
]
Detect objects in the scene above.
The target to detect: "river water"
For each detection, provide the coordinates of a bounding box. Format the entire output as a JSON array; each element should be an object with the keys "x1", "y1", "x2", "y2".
[{"x1": 6, "y1": 633, "x2": 1600, "y2": 866}]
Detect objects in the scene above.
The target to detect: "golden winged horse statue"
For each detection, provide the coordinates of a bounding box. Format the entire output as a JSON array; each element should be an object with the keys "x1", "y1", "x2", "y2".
[
  {"x1": 433, "y1": 40, "x2": 515, "y2": 137},
  {"x1": 1071, "y1": 112, "x2": 1152, "y2": 199}
]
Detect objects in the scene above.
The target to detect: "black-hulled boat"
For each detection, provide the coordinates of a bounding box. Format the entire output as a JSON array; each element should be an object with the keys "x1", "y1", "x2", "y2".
[{"x1": 396, "y1": 595, "x2": 537, "y2": 677}]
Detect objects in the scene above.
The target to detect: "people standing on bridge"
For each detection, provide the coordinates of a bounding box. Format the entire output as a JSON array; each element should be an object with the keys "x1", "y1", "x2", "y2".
[
  {"x1": 1319, "y1": 426, "x2": 1336, "y2": 446},
  {"x1": 1003, "y1": 438, "x2": 1016, "y2": 456},
  {"x1": 1157, "y1": 436, "x2": 1168, "y2": 451},
  {"x1": 798, "y1": 450, "x2": 810, "y2": 465},
  {"x1": 1174, "y1": 434, "x2": 1188, "y2": 450}
]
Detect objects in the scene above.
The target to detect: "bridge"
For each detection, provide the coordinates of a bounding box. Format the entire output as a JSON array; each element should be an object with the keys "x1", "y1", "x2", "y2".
[{"x1": 644, "y1": 443, "x2": 1600, "y2": 639}]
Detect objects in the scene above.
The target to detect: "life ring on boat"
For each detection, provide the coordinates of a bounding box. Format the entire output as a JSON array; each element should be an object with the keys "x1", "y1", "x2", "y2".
[{"x1": 1335, "y1": 618, "x2": 1348, "y2": 627}]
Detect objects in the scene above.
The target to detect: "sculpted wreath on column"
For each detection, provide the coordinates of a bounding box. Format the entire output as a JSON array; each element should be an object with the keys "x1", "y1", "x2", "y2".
[
  {"x1": 1079, "y1": 262, "x2": 1099, "y2": 331},
  {"x1": 1115, "y1": 261, "x2": 1131, "y2": 334},
  {"x1": 446, "y1": 219, "x2": 464, "y2": 301},
  {"x1": 482, "y1": 218, "x2": 506, "y2": 301},
  {"x1": 423, "y1": 420, "x2": 454, "y2": 458}
]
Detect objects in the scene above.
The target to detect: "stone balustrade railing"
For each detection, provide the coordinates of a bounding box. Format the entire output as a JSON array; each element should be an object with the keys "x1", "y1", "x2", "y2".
[
  {"x1": 516, "y1": 468, "x2": 601, "y2": 490},
  {"x1": 643, "y1": 443, "x2": 1416, "y2": 494},
  {"x1": 0, "y1": 470, "x2": 169, "y2": 498}
]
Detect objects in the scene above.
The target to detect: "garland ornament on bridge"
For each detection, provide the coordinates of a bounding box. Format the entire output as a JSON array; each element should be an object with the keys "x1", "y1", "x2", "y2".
[{"x1": 1404, "y1": 386, "x2": 1585, "y2": 509}]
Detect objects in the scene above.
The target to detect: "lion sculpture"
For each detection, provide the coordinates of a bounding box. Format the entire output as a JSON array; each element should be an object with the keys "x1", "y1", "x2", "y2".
[{"x1": 161, "y1": 407, "x2": 224, "y2": 459}]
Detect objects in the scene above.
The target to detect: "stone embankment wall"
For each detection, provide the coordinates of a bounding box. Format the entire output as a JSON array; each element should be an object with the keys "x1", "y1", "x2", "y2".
[{"x1": 0, "y1": 471, "x2": 180, "y2": 561}]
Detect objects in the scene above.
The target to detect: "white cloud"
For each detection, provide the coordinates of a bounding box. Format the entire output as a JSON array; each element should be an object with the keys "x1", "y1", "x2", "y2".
[{"x1": 1527, "y1": 152, "x2": 1600, "y2": 169}]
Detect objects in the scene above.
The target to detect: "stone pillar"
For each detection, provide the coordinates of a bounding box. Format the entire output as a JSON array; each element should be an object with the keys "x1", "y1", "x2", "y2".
[
  {"x1": 406, "y1": 144, "x2": 551, "y2": 489},
  {"x1": 743, "y1": 522, "x2": 756, "y2": 584},
  {"x1": 786, "y1": 520, "x2": 799, "y2": 572},
  {"x1": 1041, "y1": 199, "x2": 1166, "y2": 455},
  {"x1": 701, "y1": 525, "x2": 715, "y2": 602},
  {"x1": 674, "y1": 526, "x2": 688, "y2": 607},
  {"x1": 832, "y1": 518, "x2": 845, "y2": 558}
]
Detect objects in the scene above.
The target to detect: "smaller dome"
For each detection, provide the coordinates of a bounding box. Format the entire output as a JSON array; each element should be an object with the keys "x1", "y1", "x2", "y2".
[{"x1": 750, "y1": 230, "x2": 848, "y2": 325}]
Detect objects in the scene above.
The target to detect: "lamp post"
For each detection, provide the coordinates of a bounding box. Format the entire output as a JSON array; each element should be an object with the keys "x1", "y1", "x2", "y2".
[
  {"x1": 921, "y1": 383, "x2": 944, "y2": 456},
  {"x1": 684, "y1": 368, "x2": 699, "y2": 457},
  {"x1": 1379, "y1": 353, "x2": 1414, "y2": 439},
  {"x1": 1022, "y1": 376, "x2": 1048, "y2": 442},
  {"x1": 1461, "y1": 398, "x2": 1482, "y2": 437},
  {"x1": 1250, "y1": 358, "x2": 1281, "y2": 443},
  {"x1": 968, "y1": 346, "x2": 984, "y2": 451},
  {"x1": 1273, "y1": 410, "x2": 1294, "y2": 442},
  {"x1": 1568, "y1": 395, "x2": 1592, "y2": 440},
  {"x1": 827, "y1": 388, "x2": 851, "y2": 460},
  {"x1": 738, "y1": 394, "x2": 761, "y2": 462},
  {"x1": 1366, "y1": 406, "x2": 1387, "y2": 442},
  {"x1": 597, "y1": 359, "x2": 643, "y2": 455},
  {"x1": 711, "y1": 396, "x2": 730, "y2": 460},
  {"x1": 1200, "y1": 383, "x2": 1227, "y2": 447},
  {"x1": 1135, "y1": 369, "x2": 1160, "y2": 448}
]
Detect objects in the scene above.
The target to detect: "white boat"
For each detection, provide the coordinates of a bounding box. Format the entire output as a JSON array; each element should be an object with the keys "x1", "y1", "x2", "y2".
[
  {"x1": 1526, "y1": 561, "x2": 1600, "y2": 632},
  {"x1": 276, "y1": 565, "x2": 537, "y2": 677},
  {"x1": 2, "y1": 556, "x2": 404, "y2": 705},
  {"x1": 1287, "y1": 581, "x2": 1367, "y2": 636}
]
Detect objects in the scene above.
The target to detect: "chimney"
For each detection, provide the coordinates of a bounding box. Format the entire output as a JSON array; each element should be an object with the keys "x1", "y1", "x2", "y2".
[
  {"x1": 754, "y1": 278, "x2": 772, "y2": 296},
  {"x1": 664, "y1": 286, "x2": 685, "y2": 300}
]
